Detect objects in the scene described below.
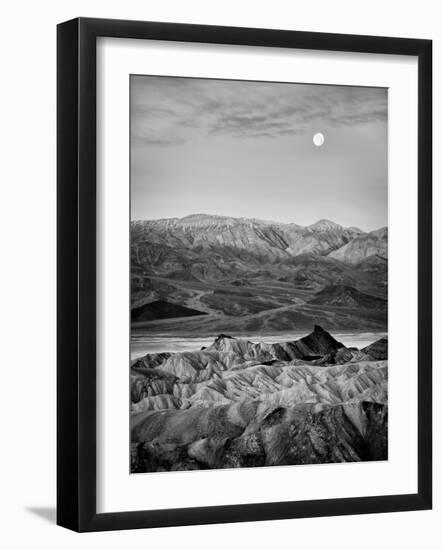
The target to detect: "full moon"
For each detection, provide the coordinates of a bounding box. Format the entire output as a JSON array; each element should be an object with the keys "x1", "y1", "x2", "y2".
[{"x1": 313, "y1": 132, "x2": 325, "y2": 147}]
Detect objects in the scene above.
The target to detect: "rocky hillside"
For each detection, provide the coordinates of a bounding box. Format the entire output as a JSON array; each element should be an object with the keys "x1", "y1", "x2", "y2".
[
  {"x1": 308, "y1": 284, "x2": 387, "y2": 309},
  {"x1": 362, "y1": 337, "x2": 388, "y2": 360},
  {"x1": 131, "y1": 327, "x2": 388, "y2": 472},
  {"x1": 131, "y1": 214, "x2": 383, "y2": 270},
  {"x1": 328, "y1": 227, "x2": 387, "y2": 264},
  {"x1": 130, "y1": 214, "x2": 388, "y2": 333}
]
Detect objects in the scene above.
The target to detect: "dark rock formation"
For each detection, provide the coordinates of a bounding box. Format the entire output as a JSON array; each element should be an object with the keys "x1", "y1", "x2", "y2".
[
  {"x1": 362, "y1": 337, "x2": 388, "y2": 360},
  {"x1": 131, "y1": 352, "x2": 172, "y2": 370},
  {"x1": 131, "y1": 300, "x2": 207, "y2": 322},
  {"x1": 308, "y1": 284, "x2": 387, "y2": 310},
  {"x1": 314, "y1": 346, "x2": 371, "y2": 365},
  {"x1": 290, "y1": 325, "x2": 344, "y2": 356}
]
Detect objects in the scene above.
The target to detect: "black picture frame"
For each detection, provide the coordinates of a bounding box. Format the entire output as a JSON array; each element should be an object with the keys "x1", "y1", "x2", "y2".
[{"x1": 57, "y1": 17, "x2": 432, "y2": 532}]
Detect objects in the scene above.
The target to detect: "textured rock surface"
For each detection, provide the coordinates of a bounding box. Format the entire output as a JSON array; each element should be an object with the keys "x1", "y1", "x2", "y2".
[
  {"x1": 328, "y1": 228, "x2": 387, "y2": 264},
  {"x1": 131, "y1": 402, "x2": 387, "y2": 471},
  {"x1": 130, "y1": 328, "x2": 388, "y2": 472},
  {"x1": 132, "y1": 215, "x2": 386, "y2": 277},
  {"x1": 308, "y1": 284, "x2": 387, "y2": 310},
  {"x1": 132, "y1": 215, "x2": 362, "y2": 262}
]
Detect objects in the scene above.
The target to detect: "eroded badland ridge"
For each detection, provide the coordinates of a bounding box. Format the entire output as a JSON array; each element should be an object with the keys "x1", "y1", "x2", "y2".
[{"x1": 131, "y1": 326, "x2": 388, "y2": 472}]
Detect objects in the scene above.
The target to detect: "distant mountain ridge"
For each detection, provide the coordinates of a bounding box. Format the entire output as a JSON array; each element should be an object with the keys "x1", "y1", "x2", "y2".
[
  {"x1": 132, "y1": 213, "x2": 370, "y2": 233},
  {"x1": 131, "y1": 214, "x2": 387, "y2": 332},
  {"x1": 132, "y1": 213, "x2": 386, "y2": 266},
  {"x1": 329, "y1": 227, "x2": 387, "y2": 264}
]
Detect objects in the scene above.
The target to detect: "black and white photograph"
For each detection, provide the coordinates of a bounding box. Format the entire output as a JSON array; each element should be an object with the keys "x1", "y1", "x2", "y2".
[
  {"x1": 1, "y1": 1, "x2": 436, "y2": 541},
  {"x1": 129, "y1": 75, "x2": 388, "y2": 473}
]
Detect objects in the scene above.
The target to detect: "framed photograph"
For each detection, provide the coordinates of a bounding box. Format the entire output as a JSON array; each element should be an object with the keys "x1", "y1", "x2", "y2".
[{"x1": 57, "y1": 17, "x2": 432, "y2": 532}]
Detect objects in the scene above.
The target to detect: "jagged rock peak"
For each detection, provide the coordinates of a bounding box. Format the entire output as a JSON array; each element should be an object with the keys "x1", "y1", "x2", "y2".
[
  {"x1": 297, "y1": 325, "x2": 345, "y2": 356},
  {"x1": 214, "y1": 333, "x2": 235, "y2": 341}
]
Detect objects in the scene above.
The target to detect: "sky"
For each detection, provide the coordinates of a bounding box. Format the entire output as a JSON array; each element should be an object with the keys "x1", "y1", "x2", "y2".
[{"x1": 130, "y1": 75, "x2": 387, "y2": 231}]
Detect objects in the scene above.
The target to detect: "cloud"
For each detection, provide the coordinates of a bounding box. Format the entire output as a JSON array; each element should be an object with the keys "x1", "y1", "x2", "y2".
[
  {"x1": 131, "y1": 76, "x2": 387, "y2": 146},
  {"x1": 133, "y1": 136, "x2": 186, "y2": 146}
]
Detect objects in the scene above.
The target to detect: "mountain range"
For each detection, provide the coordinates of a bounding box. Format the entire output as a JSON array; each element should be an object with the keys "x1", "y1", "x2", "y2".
[
  {"x1": 131, "y1": 214, "x2": 388, "y2": 334},
  {"x1": 132, "y1": 214, "x2": 386, "y2": 266}
]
